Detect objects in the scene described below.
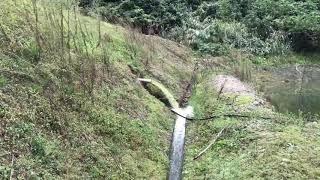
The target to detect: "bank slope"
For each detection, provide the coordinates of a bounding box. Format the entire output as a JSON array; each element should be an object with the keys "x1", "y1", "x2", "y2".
[{"x1": 0, "y1": 1, "x2": 194, "y2": 178}]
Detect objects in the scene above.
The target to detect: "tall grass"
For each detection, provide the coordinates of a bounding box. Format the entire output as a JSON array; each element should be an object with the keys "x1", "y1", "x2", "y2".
[
  {"x1": 3, "y1": 0, "x2": 116, "y2": 97},
  {"x1": 0, "y1": 1, "x2": 173, "y2": 178},
  {"x1": 234, "y1": 59, "x2": 252, "y2": 82}
]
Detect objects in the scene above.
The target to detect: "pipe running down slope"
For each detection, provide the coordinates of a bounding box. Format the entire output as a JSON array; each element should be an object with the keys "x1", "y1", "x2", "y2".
[
  {"x1": 169, "y1": 106, "x2": 193, "y2": 180},
  {"x1": 137, "y1": 78, "x2": 193, "y2": 180}
]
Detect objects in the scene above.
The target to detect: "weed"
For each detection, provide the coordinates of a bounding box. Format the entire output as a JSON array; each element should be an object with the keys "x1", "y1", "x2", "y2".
[{"x1": 0, "y1": 0, "x2": 177, "y2": 178}]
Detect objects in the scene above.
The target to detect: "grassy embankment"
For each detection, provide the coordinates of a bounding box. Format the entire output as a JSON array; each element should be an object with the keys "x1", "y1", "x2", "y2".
[
  {"x1": 0, "y1": 0, "x2": 195, "y2": 178},
  {"x1": 1, "y1": 0, "x2": 319, "y2": 179},
  {"x1": 183, "y1": 53, "x2": 320, "y2": 179}
]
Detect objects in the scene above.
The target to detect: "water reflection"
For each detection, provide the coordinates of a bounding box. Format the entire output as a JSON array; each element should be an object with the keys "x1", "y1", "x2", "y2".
[{"x1": 255, "y1": 65, "x2": 320, "y2": 115}]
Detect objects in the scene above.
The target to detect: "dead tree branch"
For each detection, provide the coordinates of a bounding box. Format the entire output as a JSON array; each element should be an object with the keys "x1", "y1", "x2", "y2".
[{"x1": 193, "y1": 127, "x2": 227, "y2": 160}]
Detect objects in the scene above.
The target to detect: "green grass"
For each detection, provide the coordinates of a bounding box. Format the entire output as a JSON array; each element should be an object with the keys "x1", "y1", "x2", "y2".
[
  {"x1": 1, "y1": 0, "x2": 319, "y2": 179},
  {"x1": 184, "y1": 71, "x2": 320, "y2": 179},
  {"x1": 252, "y1": 53, "x2": 320, "y2": 66},
  {"x1": 0, "y1": 0, "x2": 177, "y2": 178}
]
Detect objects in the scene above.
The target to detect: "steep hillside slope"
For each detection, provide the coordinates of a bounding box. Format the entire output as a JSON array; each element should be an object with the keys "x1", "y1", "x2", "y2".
[
  {"x1": 0, "y1": 1, "x2": 194, "y2": 178},
  {"x1": 1, "y1": 1, "x2": 319, "y2": 179}
]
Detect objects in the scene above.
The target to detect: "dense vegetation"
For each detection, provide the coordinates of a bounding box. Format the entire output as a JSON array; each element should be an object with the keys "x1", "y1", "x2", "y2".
[
  {"x1": 0, "y1": 0, "x2": 194, "y2": 178},
  {"x1": 85, "y1": 0, "x2": 320, "y2": 56},
  {"x1": 1, "y1": 0, "x2": 319, "y2": 179}
]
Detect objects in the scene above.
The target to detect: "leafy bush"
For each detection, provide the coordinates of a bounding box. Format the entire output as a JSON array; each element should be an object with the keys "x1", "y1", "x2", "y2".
[
  {"x1": 243, "y1": 0, "x2": 320, "y2": 52},
  {"x1": 88, "y1": 0, "x2": 320, "y2": 55},
  {"x1": 93, "y1": 0, "x2": 187, "y2": 34},
  {"x1": 185, "y1": 19, "x2": 289, "y2": 56}
]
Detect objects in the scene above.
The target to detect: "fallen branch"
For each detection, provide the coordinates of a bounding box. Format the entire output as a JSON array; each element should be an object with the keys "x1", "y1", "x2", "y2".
[
  {"x1": 170, "y1": 109, "x2": 272, "y2": 121},
  {"x1": 193, "y1": 127, "x2": 227, "y2": 160}
]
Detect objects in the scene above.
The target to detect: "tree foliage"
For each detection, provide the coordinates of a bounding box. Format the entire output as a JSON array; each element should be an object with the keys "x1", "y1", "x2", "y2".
[
  {"x1": 90, "y1": 0, "x2": 188, "y2": 34},
  {"x1": 83, "y1": 0, "x2": 320, "y2": 55}
]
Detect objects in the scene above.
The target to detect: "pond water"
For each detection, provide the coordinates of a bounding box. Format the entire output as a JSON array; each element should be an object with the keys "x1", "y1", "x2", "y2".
[{"x1": 254, "y1": 65, "x2": 320, "y2": 115}]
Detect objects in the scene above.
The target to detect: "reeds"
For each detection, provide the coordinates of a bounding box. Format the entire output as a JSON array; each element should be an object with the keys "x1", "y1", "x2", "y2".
[
  {"x1": 234, "y1": 59, "x2": 252, "y2": 82},
  {"x1": 31, "y1": 0, "x2": 42, "y2": 63},
  {"x1": 17, "y1": 0, "x2": 112, "y2": 102}
]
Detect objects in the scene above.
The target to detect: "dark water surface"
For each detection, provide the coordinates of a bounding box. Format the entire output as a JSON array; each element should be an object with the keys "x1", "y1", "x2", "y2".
[{"x1": 254, "y1": 65, "x2": 320, "y2": 115}]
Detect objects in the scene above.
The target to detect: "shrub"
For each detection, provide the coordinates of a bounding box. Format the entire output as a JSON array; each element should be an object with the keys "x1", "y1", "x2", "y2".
[
  {"x1": 81, "y1": 0, "x2": 320, "y2": 56},
  {"x1": 185, "y1": 19, "x2": 289, "y2": 56}
]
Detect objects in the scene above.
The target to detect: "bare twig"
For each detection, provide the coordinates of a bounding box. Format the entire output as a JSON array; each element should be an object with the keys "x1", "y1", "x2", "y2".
[
  {"x1": 217, "y1": 79, "x2": 227, "y2": 100},
  {"x1": 73, "y1": 6, "x2": 79, "y2": 52},
  {"x1": 67, "y1": 1, "x2": 71, "y2": 63},
  {"x1": 96, "y1": 15, "x2": 102, "y2": 48},
  {"x1": 31, "y1": 0, "x2": 42, "y2": 61},
  {"x1": 296, "y1": 64, "x2": 306, "y2": 111},
  {"x1": 9, "y1": 153, "x2": 15, "y2": 180},
  {"x1": 193, "y1": 127, "x2": 227, "y2": 160},
  {"x1": 79, "y1": 20, "x2": 89, "y2": 58},
  {"x1": 60, "y1": 3, "x2": 65, "y2": 62}
]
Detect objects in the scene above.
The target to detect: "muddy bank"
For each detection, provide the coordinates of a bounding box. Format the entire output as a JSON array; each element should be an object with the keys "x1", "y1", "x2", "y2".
[{"x1": 212, "y1": 75, "x2": 267, "y2": 111}]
